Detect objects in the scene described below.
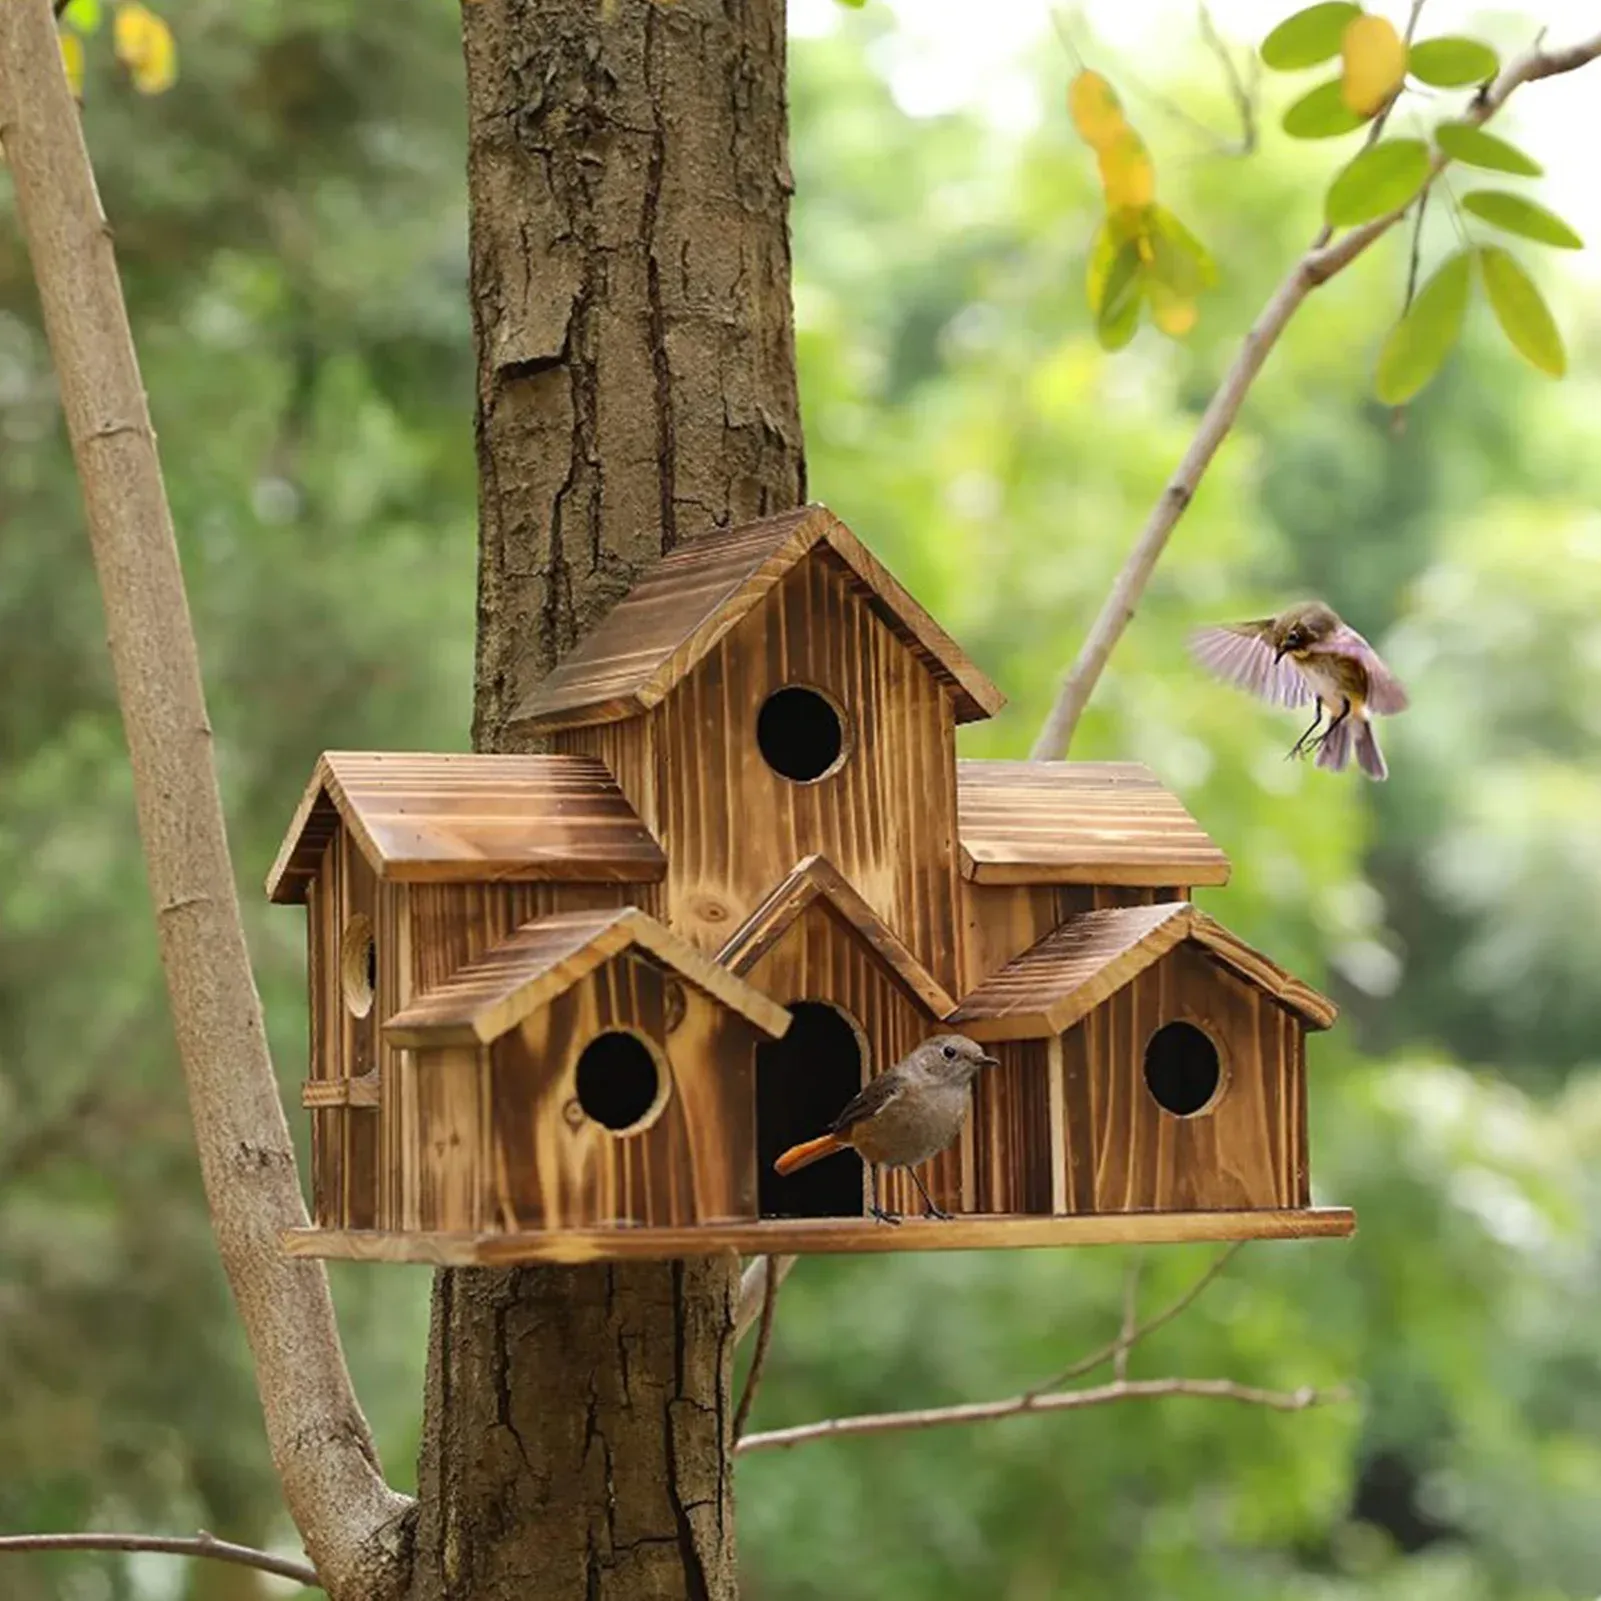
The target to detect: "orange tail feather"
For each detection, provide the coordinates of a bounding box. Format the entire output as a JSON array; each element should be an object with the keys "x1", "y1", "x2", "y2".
[{"x1": 773, "y1": 1133, "x2": 848, "y2": 1175}]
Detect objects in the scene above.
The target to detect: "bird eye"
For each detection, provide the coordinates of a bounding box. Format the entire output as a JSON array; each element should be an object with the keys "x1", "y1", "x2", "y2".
[{"x1": 942, "y1": 1043, "x2": 957, "y2": 1061}]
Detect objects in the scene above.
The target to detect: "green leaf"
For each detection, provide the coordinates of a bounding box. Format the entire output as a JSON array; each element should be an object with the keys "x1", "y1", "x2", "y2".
[
  {"x1": 1261, "y1": 3, "x2": 1361, "y2": 70},
  {"x1": 1325, "y1": 138, "x2": 1431, "y2": 227},
  {"x1": 1479, "y1": 246, "x2": 1566, "y2": 376},
  {"x1": 1408, "y1": 36, "x2": 1499, "y2": 87},
  {"x1": 64, "y1": 0, "x2": 102, "y2": 31},
  {"x1": 1147, "y1": 205, "x2": 1218, "y2": 296},
  {"x1": 1434, "y1": 122, "x2": 1542, "y2": 178},
  {"x1": 1281, "y1": 78, "x2": 1368, "y2": 139},
  {"x1": 1373, "y1": 249, "x2": 1472, "y2": 403},
  {"x1": 1462, "y1": 189, "x2": 1583, "y2": 249}
]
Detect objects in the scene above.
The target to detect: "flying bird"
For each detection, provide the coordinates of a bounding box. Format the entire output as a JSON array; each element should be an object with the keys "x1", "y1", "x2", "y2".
[
  {"x1": 1188, "y1": 601, "x2": 1409, "y2": 779},
  {"x1": 772, "y1": 1033, "x2": 998, "y2": 1224}
]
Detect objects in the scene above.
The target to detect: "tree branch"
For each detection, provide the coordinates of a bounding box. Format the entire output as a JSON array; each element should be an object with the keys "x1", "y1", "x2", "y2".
[
  {"x1": 732, "y1": 1254, "x2": 782, "y2": 1442},
  {"x1": 0, "y1": 7, "x2": 412, "y2": 1597},
  {"x1": 737, "y1": 1254, "x2": 797, "y2": 1344},
  {"x1": 1030, "y1": 23, "x2": 1601, "y2": 760},
  {"x1": 736, "y1": 1374, "x2": 1350, "y2": 1455},
  {"x1": 0, "y1": 1532, "x2": 319, "y2": 1590}
]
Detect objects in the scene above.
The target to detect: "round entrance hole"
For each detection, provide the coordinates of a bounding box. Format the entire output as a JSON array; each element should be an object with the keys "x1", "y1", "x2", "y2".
[
  {"x1": 1143, "y1": 1021, "x2": 1222, "y2": 1117},
  {"x1": 575, "y1": 1030, "x2": 667, "y2": 1134},
  {"x1": 340, "y1": 914, "x2": 376, "y2": 1019},
  {"x1": 756, "y1": 686, "x2": 848, "y2": 783}
]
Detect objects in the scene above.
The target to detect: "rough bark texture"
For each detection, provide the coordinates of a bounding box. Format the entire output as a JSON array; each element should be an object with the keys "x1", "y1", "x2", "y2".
[
  {"x1": 413, "y1": 2, "x2": 805, "y2": 1597},
  {"x1": 0, "y1": 8, "x2": 413, "y2": 1599}
]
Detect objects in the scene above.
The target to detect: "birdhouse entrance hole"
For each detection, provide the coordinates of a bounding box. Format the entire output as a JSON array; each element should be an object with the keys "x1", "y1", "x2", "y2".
[
  {"x1": 756, "y1": 1001, "x2": 866, "y2": 1219},
  {"x1": 340, "y1": 914, "x2": 376, "y2": 1019},
  {"x1": 756, "y1": 686, "x2": 848, "y2": 783},
  {"x1": 1143, "y1": 1021, "x2": 1223, "y2": 1116},
  {"x1": 575, "y1": 1030, "x2": 667, "y2": 1133}
]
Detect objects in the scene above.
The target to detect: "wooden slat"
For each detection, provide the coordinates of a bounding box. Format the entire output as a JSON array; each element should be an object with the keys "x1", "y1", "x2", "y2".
[
  {"x1": 718, "y1": 853, "x2": 957, "y2": 1017},
  {"x1": 957, "y1": 760, "x2": 1231, "y2": 887},
  {"x1": 951, "y1": 904, "x2": 1336, "y2": 1038},
  {"x1": 266, "y1": 751, "x2": 667, "y2": 904},
  {"x1": 383, "y1": 905, "x2": 792, "y2": 1047},
  {"x1": 508, "y1": 504, "x2": 1005, "y2": 732},
  {"x1": 301, "y1": 1073, "x2": 381, "y2": 1109},
  {"x1": 283, "y1": 1206, "x2": 1357, "y2": 1264}
]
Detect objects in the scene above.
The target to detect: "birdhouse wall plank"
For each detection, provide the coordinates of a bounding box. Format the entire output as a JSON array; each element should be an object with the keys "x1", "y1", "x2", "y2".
[
  {"x1": 970, "y1": 1038, "x2": 1057, "y2": 1215},
  {"x1": 735, "y1": 900, "x2": 965, "y2": 1219},
  {"x1": 411, "y1": 1044, "x2": 489, "y2": 1232},
  {"x1": 465, "y1": 953, "x2": 756, "y2": 1231},
  {"x1": 652, "y1": 555, "x2": 964, "y2": 996},
  {"x1": 551, "y1": 718, "x2": 661, "y2": 841}
]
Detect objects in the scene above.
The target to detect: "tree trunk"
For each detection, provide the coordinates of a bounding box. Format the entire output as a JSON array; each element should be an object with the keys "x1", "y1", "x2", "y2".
[{"x1": 410, "y1": 2, "x2": 804, "y2": 1597}]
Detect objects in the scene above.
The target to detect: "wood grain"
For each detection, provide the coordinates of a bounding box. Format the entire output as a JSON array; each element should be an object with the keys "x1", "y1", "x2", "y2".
[
  {"x1": 951, "y1": 903, "x2": 1336, "y2": 1038},
  {"x1": 718, "y1": 853, "x2": 956, "y2": 1017},
  {"x1": 508, "y1": 504, "x2": 1004, "y2": 732},
  {"x1": 730, "y1": 898, "x2": 966, "y2": 1220},
  {"x1": 266, "y1": 751, "x2": 667, "y2": 904},
  {"x1": 383, "y1": 905, "x2": 791, "y2": 1047},
  {"x1": 652, "y1": 552, "x2": 967, "y2": 995},
  {"x1": 300, "y1": 1074, "x2": 380, "y2": 1109},
  {"x1": 283, "y1": 1206, "x2": 1357, "y2": 1264},
  {"x1": 958, "y1": 760, "x2": 1230, "y2": 886}
]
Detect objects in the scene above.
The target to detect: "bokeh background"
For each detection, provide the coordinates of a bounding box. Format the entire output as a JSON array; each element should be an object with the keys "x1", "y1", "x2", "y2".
[{"x1": 4, "y1": 1, "x2": 1601, "y2": 1597}]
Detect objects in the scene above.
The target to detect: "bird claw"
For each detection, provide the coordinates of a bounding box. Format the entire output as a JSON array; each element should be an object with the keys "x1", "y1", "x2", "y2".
[
  {"x1": 922, "y1": 1203, "x2": 952, "y2": 1221},
  {"x1": 869, "y1": 1205, "x2": 903, "y2": 1226}
]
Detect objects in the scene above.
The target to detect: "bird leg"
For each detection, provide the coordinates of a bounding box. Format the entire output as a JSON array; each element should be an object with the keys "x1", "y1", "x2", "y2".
[
  {"x1": 1311, "y1": 696, "x2": 1351, "y2": 754},
  {"x1": 1286, "y1": 700, "x2": 1326, "y2": 760},
  {"x1": 906, "y1": 1166, "x2": 951, "y2": 1220},
  {"x1": 867, "y1": 1165, "x2": 901, "y2": 1226}
]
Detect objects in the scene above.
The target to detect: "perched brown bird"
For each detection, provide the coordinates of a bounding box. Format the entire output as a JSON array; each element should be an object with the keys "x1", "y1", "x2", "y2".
[
  {"x1": 772, "y1": 1033, "x2": 998, "y2": 1224},
  {"x1": 1189, "y1": 601, "x2": 1409, "y2": 780}
]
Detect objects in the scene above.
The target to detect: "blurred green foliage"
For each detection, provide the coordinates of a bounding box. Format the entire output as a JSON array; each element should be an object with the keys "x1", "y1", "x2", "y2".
[{"x1": 3, "y1": 3, "x2": 1601, "y2": 1599}]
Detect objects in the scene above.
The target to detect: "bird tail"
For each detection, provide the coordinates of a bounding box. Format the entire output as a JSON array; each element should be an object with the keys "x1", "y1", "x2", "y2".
[
  {"x1": 1315, "y1": 714, "x2": 1388, "y2": 780},
  {"x1": 1354, "y1": 719, "x2": 1388, "y2": 780},
  {"x1": 773, "y1": 1134, "x2": 847, "y2": 1175}
]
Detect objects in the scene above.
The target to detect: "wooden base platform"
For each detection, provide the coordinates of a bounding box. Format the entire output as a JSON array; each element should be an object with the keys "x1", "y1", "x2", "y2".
[{"x1": 284, "y1": 1207, "x2": 1355, "y2": 1266}]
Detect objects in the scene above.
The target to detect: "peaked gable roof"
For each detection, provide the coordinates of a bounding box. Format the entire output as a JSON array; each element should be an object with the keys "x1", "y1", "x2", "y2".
[
  {"x1": 716, "y1": 854, "x2": 957, "y2": 1018},
  {"x1": 509, "y1": 504, "x2": 1005, "y2": 733},
  {"x1": 266, "y1": 752, "x2": 667, "y2": 905},
  {"x1": 950, "y1": 902, "x2": 1335, "y2": 1040},
  {"x1": 384, "y1": 906, "x2": 792, "y2": 1048},
  {"x1": 958, "y1": 760, "x2": 1230, "y2": 887}
]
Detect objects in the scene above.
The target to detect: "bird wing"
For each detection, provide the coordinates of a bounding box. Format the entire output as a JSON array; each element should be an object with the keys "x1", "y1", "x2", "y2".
[
  {"x1": 828, "y1": 1073, "x2": 904, "y2": 1136},
  {"x1": 1305, "y1": 625, "x2": 1410, "y2": 715},
  {"x1": 1188, "y1": 622, "x2": 1314, "y2": 708}
]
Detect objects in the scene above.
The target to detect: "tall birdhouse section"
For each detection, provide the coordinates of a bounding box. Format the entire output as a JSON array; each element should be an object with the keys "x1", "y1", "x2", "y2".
[{"x1": 274, "y1": 505, "x2": 1353, "y2": 1265}]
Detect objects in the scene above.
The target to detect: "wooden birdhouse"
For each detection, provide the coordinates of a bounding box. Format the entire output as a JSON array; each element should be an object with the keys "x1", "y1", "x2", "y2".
[{"x1": 274, "y1": 504, "x2": 1353, "y2": 1266}]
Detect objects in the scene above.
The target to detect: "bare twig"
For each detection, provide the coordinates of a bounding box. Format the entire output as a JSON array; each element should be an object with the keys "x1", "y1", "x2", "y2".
[
  {"x1": 737, "y1": 1254, "x2": 797, "y2": 1344},
  {"x1": 1197, "y1": 6, "x2": 1258, "y2": 156},
  {"x1": 1027, "y1": 1240, "x2": 1243, "y2": 1396},
  {"x1": 732, "y1": 1256, "x2": 782, "y2": 1442},
  {"x1": 1112, "y1": 1259, "x2": 1141, "y2": 1381},
  {"x1": 1402, "y1": 189, "x2": 1431, "y2": 312},
  {"x1": 0, "y1": 1532, "x2": 319, "y2": 1590},
  {"x1": 1032, "y1": 23, "x2": 1601, "y2": 760},
  {"x1": 736, "y1": 1375, "x2": 1350, "y2": 1455},
  {"x1": 0, "y1": 7, "x2": 411, "y2": 1596}
]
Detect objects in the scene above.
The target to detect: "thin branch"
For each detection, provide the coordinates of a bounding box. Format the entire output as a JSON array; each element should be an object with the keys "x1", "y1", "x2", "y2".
[
  {"x1": 1402, "y1": 188, "x2": 1430, "y2": 312},
  {"x1": 0, "y1": 1532, "x2": 319, "y2": 1590},
  {"x1": 737, "y1": 1254, "x2": 797, "y2": 1345},
  {"x1": 1031, "y1": 24, "x2": 1601, "y2": 759},
  {"x1": 732, "y1": 1255, "x2": 782, "y2": 1442},
  {"x1": 1112, "y1": 1259, "x2": 1141, "y2": 1381},
  {"x1": 0, "y1": 6, "x2": 412, "y2": 1596},
  {"x1": 1027, "y1": 1240, "x2": 1243, "y2": 1396},
  {"x1": 1197, "y1": 6, "x2": 1258, "y2": 156},
  {"x1": 736, "y1": 1375, "x2": 1350, "y2": 1455}
]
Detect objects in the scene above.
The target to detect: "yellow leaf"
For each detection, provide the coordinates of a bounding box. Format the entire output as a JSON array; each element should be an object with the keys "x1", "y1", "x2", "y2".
[
  {"x1": 60, "y1": 29, "x2": 85, "y2": 97},
  {"x1": 1340, "y1": 13, "x2": 1405, "y2": 116},
  {"x1": 1097, "y1": 128, "x2": 1155, "y2": 211},
  {"x1": 1069, "y1": 70, "x2": 1127, "y2": 151},
  {"x1": 114, "y1": 3, "x2": 176, "y2": 95}
]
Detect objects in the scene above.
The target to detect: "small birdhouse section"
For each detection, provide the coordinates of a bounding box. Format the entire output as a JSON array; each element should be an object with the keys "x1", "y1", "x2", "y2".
[{"x1": 273, "y1": 504, "x2": 1354, "y2": 1266}]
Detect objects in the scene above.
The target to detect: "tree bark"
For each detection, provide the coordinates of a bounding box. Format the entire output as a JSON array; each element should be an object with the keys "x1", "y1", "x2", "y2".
[{"x1": 411, "y1": 3, "x2": 805, "y2": 1598}]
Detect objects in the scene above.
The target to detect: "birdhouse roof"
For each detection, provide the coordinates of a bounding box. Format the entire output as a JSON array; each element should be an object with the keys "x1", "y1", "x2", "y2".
[
  {"x1": 384, "y1": 906, "x2": 793, "y2": 1048},
  {"x1": 717, "y1": 854, "x2": 958, "y2": 1017},
  {"x1": 949, "y1": 902, "x2": 1335, "y2": 1040},
  {"x1": 957, "y1": 761, "x2": 1230, "y2": 887},
  {"x1": 508, "y1": 504, "x2": 1006, "y2": 733},
  {"x1": 266, "y1": 752, "x2": 667, "y2": 905}
]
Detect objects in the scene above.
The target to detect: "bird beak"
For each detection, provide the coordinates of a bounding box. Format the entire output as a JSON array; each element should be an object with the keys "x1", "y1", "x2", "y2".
[{"x1": 979, "y1": 1053, "x2": 1000, "y2": 1069}]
